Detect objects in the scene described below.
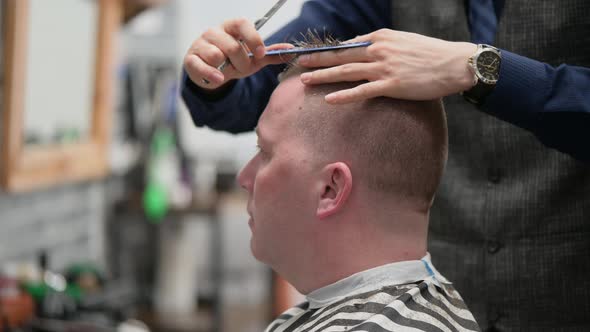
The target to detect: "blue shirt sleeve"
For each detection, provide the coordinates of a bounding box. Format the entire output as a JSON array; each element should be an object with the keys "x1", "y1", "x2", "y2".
[
  {"x1": 483, "y1": 51, "x2": 590, "y2": 161},
  {"x1": 181, "y1": 0, "x2": 390, "y2": 134}
]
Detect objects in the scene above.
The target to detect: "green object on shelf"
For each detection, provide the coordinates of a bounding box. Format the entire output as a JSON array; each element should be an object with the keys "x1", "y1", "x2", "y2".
[
  {"x1": 65, "y1": 284, "x2": 82, "y2": 301},
  {"x1": 65, "y1": 263, "x2": 101, "y2": 280},
  {"x1": 22, "y1": 281, "x2": 81, "y2": 302},
  {"x1": 142, "y1": 126, "x2": 177, "y2": 223},
  {"x1": 151, "y1": 126, "x2": 174, "y2": 155},
  {"x1": 22, "y1": 281, "x2": 50, "y2": 301},
  {"x1": 143, "y1": 181, "x2": 169, "y2": 223},
  {"x1": 64, "y1": 262, "x2": 102, "y2": 300}
]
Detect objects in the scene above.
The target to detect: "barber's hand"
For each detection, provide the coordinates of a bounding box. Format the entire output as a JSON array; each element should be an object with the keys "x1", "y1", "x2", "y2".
[
  {"x1": 297, "y1": 29, "x2": 477, "y2": 104},
  {"x1": 184, "y1": 18, "x2": 293, "y2": 90}
]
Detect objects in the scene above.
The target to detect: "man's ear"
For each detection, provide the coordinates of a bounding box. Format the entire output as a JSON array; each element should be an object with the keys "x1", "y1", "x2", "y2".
[{"x1": 316, "y1": 162, "x2": 352, "y2": 219}]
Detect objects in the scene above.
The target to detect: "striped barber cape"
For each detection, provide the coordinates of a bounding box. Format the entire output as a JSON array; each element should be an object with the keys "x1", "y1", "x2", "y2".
[{"x1": 265, "y1": 254, "x2": 480, "y2": 332}]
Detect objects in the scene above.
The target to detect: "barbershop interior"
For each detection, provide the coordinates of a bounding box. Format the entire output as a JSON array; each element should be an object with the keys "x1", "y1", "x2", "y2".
[
  {"x1": 0, "y1": 1, "x2": 309, "y2": 331},
  {"x1": 2, "y1": 0, "x2": 589, "y2": 331}
]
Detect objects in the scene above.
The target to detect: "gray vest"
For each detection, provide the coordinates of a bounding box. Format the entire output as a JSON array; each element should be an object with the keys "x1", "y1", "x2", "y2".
[{"x1": 391, "y1": 1, "x2": 590, "y2": 330}]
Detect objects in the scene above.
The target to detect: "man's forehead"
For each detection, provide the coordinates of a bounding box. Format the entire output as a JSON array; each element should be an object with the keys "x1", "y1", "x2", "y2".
[
  {"x1": 272, "y1": 77, "x2": 306, "y2": 111},
  {"x1": 259, "y1": 77, "x2": 306, "y2": 127}
]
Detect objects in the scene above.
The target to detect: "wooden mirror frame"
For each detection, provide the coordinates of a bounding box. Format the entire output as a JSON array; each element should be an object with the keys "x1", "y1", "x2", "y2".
[{"x1": 1, "y1": 0, "x2": 121, "y2": 192}]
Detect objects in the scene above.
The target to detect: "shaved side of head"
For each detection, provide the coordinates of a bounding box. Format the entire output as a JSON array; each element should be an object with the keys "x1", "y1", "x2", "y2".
[{"x1": 280, "y1": 66, "x2": 448, "y2": 211}]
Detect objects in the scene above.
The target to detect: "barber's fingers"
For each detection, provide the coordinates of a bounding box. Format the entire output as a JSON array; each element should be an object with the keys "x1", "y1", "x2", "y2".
[
  {"x1": 184, "y1": 53, "x2": 226, "y2": 87},
  {"x1": 184, "y1": 30, "x2": 239, "y2": 88},
  {"x1": 325, "y1": 80, "x2": 390, "y2": 105},
  {"x1": 300, "y1": 62, "x2": 379, "y2": 85},
  {"x1": 297, "y1": 46, "x2": 370, "y2": 68},
  {"x1": 184, "y1": 42, "x2": 295, "y2": 89},
  {"x1": 192, "y1": 42, "x2": 227, "y2": 68},
  {"x1": 342, "y1": 32, "x2": 373, "y2": 44},
  {"x1": 259, "y1": 43, "x2": 298, "y2": 66},
  {"x1": 222, "y1": 18, "x2": 265, "y2": 59},
  {"x1": 225, "y1": 43, "x2": 297, "y2": 77},
  {"x1": 298, "y1": 29, "x2": 398, "y2": 69},
  {"x1": 202, "y1": 26, "x2": 252, "y2": 74}
]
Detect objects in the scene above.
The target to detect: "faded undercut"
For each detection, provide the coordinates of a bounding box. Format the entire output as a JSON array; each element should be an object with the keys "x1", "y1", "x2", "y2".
[{"x1": 280, "y1": 65, "x2": 448, "y2": 211}]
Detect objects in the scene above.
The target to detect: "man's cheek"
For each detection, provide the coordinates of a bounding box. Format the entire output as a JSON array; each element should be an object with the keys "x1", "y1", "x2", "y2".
[{"x1": 255, "y1": 167, "x2": 279, "y2": 190}]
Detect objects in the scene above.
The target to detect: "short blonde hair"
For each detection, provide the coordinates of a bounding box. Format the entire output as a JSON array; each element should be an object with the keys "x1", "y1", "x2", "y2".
[{"x1": 281, "y1": 68, "x2": 448, "y2": 210}]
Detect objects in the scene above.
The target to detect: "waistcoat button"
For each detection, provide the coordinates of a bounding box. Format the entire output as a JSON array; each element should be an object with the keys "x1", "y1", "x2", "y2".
[
  {"x1": 488, "y1": 167, "x2": 502, "y2": 184},
  {"x1": 487, "y1": 240, "x2": 502, "y2": 254}
]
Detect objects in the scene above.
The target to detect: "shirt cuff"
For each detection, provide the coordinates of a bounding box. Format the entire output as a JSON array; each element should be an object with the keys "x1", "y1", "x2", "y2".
[
  {"x1": 484, "y1": 50, "x2": 549, "y2": 119},
  {"x1": 180, "y1": 70, "x2": 242, "y2": 128},
  {"x1": 181, "y1": 70, "x2": 237, "y2": 103}
]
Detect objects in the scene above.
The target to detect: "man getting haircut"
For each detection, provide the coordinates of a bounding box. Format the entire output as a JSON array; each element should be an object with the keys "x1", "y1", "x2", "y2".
[{"x1": 237, "y1": 64, "x2": 479, "y2": 332}]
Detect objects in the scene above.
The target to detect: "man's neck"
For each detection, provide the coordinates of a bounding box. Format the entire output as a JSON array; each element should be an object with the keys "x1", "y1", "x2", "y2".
[{"x1": 283, "y1": 207, "x2": 429, "y2": 294}]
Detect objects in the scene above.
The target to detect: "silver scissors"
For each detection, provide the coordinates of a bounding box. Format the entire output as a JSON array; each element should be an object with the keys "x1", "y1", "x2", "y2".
[{"x1": 203, "y1": 0, "x2": 288, "y2": 84}]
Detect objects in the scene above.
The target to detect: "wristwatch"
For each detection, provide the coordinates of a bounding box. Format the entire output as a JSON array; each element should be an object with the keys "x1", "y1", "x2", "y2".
[{"x1": 462, "y1": 44, "x2": 501, "y2": 105}]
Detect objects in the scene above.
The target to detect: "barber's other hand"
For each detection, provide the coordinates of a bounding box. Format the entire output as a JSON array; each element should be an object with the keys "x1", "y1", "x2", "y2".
[
  {"x1": 297, "y1": 29, "x2": 477, "y2": 104},
  {"x1": 184, "y1": 18, "x2": 293, "y2": 90}
]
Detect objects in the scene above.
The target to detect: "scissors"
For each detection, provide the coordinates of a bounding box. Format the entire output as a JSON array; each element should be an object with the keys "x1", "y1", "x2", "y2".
[
  {"x1": 204, "y1": 0, "x2": 373, "y2": 83},
  {"x1": 203, "y1": 0, "x2": 289, "y2": 84}
]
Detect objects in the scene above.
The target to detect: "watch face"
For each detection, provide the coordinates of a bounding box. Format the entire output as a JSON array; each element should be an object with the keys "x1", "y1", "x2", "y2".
[{"x1": 476, "y1": 50, "x2": 501, "y2": 84}]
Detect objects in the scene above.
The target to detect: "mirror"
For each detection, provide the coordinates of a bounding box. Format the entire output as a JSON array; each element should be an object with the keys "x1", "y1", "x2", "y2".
[
  {"x1": 1, "y1": 0, "x2": 122, "y2": 191},
  {"x1": 23, "y1": 0, "x2": 98, "y2": 146}
]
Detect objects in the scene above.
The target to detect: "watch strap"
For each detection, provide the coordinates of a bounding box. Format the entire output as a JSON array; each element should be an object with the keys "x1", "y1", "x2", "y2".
[{"x1": 462, "y1": 80, "x2": 495, "y2": 105}]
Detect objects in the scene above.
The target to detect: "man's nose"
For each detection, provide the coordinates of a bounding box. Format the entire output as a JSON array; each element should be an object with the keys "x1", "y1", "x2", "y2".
[{"x1": 237, "y1": 162, "x2": 253, "y2": 192}]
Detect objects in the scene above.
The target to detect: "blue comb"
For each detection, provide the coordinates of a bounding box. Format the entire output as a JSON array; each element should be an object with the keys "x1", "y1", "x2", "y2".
[{"x1": 248, "y1": 41, "x2": 372, "y2": 57}]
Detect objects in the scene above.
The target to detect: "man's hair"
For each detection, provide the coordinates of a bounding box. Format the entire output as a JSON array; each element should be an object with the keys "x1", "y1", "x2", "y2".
[{"x1": 280, "y1": 65, "x2": 448, "y2": 210}]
